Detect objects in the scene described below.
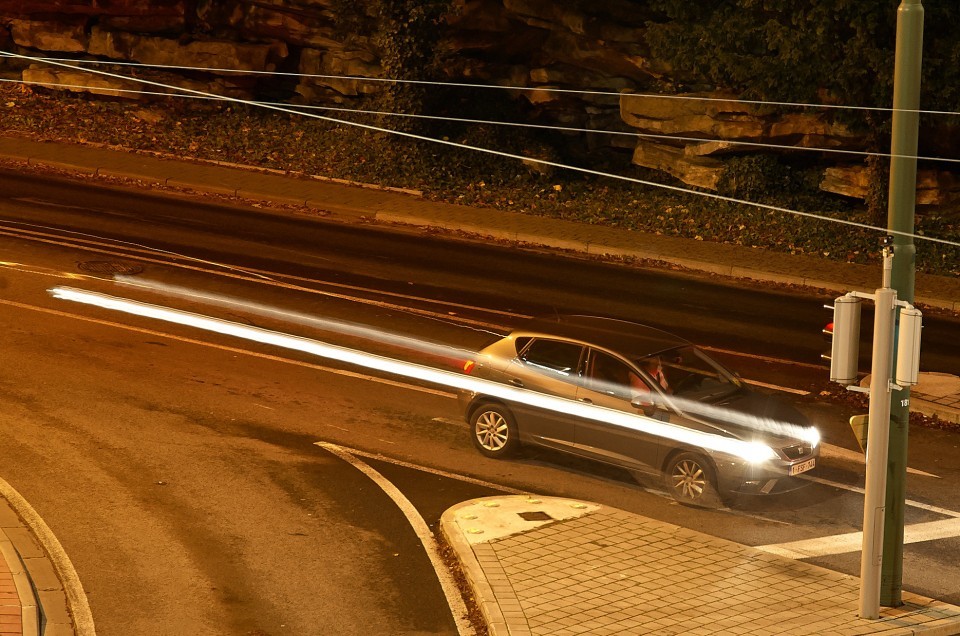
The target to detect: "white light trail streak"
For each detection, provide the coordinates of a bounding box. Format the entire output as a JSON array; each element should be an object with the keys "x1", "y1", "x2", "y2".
[{"x1": 48, "y1": 286, "x2": 811, "y2": 463}]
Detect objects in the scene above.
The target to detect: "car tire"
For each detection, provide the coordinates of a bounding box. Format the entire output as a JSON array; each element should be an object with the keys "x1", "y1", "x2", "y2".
[
  {"x1": 470, "y1": 403, "x2": 520, "y2": 458},
  {"x1": 664, "y1": 451, "x2": 721, "y2": 508}
]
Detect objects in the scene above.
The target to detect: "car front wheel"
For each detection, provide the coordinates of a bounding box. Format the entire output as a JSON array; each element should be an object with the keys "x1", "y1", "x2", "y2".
[
  {"x1": 470, "y1": 404, "x2": 519, "y2": 458},
  {"x1": 664, "y1": 451, "x2": 721, "y2": 508}
]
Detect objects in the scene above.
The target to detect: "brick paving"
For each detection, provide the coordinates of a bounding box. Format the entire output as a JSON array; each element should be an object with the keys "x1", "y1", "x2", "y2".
[
  {"x1": 0, "y1": 540, "x2": 23, "y2": 636},
  {"x1": 0, "y1": 563, "x2": 21, "y2": 636}
]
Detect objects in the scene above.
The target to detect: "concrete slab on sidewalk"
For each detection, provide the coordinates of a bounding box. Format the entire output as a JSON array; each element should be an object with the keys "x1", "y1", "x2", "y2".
[{"x1": 442, "y1": 496, "x2": 960, "y2": 636}]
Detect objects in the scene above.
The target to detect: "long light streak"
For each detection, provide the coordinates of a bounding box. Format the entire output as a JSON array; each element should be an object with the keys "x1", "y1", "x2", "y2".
[
  {"x1": 48, "y1": 285, "x2": 812, "y2": 463},
  {"x1": 110, "y1": 278, "x2": 816, "y2": 443},
  {"x1": 113, "y1": 275, "x2": 483, "y2": 359}
]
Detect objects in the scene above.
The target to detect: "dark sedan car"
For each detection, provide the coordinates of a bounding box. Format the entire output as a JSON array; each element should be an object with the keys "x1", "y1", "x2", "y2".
[{"x1": 458, "y1": 315, "x2": 820, "y2": 507}]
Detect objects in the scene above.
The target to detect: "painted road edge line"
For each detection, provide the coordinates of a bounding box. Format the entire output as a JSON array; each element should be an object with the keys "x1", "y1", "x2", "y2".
[
  {"x1": 820, "y1": 442, "x2": 939, "y2": 478},
  {"x1": 756, "y1": 517, "x2": 960, "y2": 559},
  {"x1": 315, "y1": 442, "x2": 474, "y2": 636}
]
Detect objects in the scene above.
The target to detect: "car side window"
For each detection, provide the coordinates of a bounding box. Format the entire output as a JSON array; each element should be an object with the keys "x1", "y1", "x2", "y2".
[
  {"x1": 585, "y1": 350, "x2": 649, "y2": 399},
  {"x1": 519, "y1": 339, "x2": 583, "y2": 379}
]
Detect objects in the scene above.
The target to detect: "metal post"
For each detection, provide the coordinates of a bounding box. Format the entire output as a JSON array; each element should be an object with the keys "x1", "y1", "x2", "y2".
[
  {"x1": 860, "y1": 249, "x2": 897, "y2": 619},
  {"x1": 883, "y1": 0, "x2": 923, "y2": 607}
]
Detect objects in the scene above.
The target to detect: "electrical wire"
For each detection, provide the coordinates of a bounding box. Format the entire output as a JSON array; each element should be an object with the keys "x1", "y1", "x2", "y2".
[
  {"x1": 4, "y1": 76, "x2": 958, "y2": 166},
  {"x1": 2, "y1": 50, "x2": 958, "y2": 250},
  {"x1": 16, "y1": 55, "x2": 960, "y2": 118}
]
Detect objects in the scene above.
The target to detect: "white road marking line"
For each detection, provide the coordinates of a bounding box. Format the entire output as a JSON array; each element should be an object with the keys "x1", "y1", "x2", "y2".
[
  {"x1": 0, "y1": 476, "x2": 97, "y2": 636},
  {"x1": 756, "y1": 516, "x2": 960, "y2": 559},
  {"x1": 315, "y1": 442, "x2": 475, "y2": 636},
  {"x1": 800, "y1": 474, "x2": 960, "y2": 518},
  {"x1": 323, "y1": 444, "x2": 527, "y2": 496},
  {"x1": 0, "y1": 298, "x2": 459, "y2": 399},
  {"x1": 323, "y1": 445, "x2": 960, "y2": 563},
  {"x1": 820, "y1": 442, "x2": 940, "y2": 478}
]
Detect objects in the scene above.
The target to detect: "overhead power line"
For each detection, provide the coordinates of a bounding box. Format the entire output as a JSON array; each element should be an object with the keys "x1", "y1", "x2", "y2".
[
  {"x1": 1, "y1": 50, "x2": 958, "y2": 251},
  {"x1": 3, "y1": 76, "x2": 958, "y2": 167},
  {"x1": 17, "y1": 55, "x2": 960, "y2": 118}
]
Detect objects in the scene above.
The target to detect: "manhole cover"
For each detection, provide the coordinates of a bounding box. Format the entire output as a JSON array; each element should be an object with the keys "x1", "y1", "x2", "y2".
[
  {"x1": 77, "y1": 261, "x2": 144, "y2": 276},
  {"x1": 517, "y1": 511, "x2": 553, "y2": 522}
]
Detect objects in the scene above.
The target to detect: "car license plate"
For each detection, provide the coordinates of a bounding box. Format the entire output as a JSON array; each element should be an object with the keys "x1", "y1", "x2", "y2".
[{"x1": 790, "y1": 458, "x2": 816, "y2": 476}]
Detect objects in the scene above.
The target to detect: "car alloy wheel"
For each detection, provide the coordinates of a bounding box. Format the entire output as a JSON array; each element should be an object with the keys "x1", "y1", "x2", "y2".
[
  {"x1": 665, "y1": 451, "x2": 720, "y2": 508},
  {"x1": 471, "y1": 404, "x2": 519, "y2": 458}
]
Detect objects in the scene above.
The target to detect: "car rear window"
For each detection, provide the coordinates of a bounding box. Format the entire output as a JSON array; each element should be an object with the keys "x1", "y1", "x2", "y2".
[{"x1": 519, "y1": 338, "x2": 583, "y2": 377}]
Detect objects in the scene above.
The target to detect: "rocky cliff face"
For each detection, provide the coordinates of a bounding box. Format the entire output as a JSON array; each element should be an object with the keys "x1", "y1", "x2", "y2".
[{"x1": 0, "y1": 0, "x2": 955, "y2": 208}]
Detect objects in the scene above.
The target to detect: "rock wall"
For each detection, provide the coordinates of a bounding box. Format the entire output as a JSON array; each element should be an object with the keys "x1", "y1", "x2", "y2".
[{"x1": 0, "y1": 0, "x2": 955, "y2": 207}]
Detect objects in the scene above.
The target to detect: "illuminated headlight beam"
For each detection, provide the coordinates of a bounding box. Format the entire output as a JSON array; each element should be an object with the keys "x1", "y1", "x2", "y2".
[{"x1": 50, "y1": 286, "x2": 781, "y2": 463}]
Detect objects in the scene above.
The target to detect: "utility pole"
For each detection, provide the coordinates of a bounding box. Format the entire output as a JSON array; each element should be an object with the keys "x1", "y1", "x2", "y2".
[
  {"x1": 859, "y1": 250, "x2": 896, "y2": 619},
  {"x1": 882, "y1": 0, "x2": 923, "y2": 608}
]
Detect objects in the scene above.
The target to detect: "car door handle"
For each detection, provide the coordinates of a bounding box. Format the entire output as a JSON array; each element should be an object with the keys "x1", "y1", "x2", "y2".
[
  {"x1": 578, "y1": 397, "x2": 593, "y2": 404},
  {"x1": 509, "y1": 378, "x2": 524, "y2": 388}
]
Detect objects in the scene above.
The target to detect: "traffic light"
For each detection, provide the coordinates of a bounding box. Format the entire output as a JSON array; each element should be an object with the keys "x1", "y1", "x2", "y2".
[{"x1": 823, "y1": 294, "x2": 862, "y2": 385}]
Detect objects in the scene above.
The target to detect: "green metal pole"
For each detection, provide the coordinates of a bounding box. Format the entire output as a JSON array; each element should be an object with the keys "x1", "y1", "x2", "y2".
[{"x1": 882, "y1": 0, "x2": 923, "y2": 607}]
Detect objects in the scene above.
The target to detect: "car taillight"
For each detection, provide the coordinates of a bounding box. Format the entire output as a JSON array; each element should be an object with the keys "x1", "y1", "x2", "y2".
[{"x1": 462, "y1": 360, "x2": 476, "y2": 374}]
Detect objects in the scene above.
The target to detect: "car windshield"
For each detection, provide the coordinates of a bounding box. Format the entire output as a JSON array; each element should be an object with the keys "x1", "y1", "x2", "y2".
[{"x1": 637, "y1": 345, "x2": 742, "y2": 400}]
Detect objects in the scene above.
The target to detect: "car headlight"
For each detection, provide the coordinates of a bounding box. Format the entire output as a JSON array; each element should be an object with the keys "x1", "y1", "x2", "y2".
[
  {"x1": 741, "y1": 442, "x2": 779, "y2": 463},
  {"x1": 800, "y1": 426, "x2": 821, "y2": 448}
]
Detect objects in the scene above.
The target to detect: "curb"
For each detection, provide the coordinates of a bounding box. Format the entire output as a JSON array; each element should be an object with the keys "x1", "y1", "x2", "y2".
[
  {"x1": 912, "y1": 396, "x2": 960, "y2": 425},
  {"x1": 375, "y1": 212, "x2": 866, "y2": 303},
  {"x1": 0, "y1": 478, "x2": 89, "y2": 636},
  {"x1": 440, "y1": 503, "x2": 510, "y2": 636},
  {"x1": 0, "y1": 529, "x2": 40, "y2": 636}
]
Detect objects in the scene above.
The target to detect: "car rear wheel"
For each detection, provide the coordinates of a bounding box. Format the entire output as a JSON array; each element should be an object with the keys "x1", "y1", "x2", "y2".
[
  {"x1": 470, "y1": 404, "x2": 519, "y2": 458},
  {"x1": 664, "y1": 452, "x2": 721, "y2": 508}
]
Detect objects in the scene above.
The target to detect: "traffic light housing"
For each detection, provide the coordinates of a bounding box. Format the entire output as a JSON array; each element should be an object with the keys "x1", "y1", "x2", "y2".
[
  {"x1": 895, "y1": 306, "x2": 923, "y2": 386},
  {"x1": 824, "y1": 294, "x2": 862, "y2": 385}
]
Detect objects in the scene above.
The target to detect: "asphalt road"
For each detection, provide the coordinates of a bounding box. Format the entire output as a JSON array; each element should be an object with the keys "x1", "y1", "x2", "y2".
[
  {"x1": 2, "y1": 170, "x2": 958, "y2": 374},
  {"x1": 0, "y1": 171, "x2": 958, "y2": 635}
]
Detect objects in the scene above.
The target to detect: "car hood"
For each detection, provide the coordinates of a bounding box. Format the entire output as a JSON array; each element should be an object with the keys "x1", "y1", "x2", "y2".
[{"x1": 683, "y1": 389, "x2": 813, "y2": 444}]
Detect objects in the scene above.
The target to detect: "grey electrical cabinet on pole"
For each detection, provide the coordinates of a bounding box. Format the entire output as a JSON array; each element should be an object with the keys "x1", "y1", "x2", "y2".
[
  {"x1": 895, "y1": 307, "x2": 923, "y2": 386},
  {"x1": 828, "y1": 295, "x2": 862, "y2": 386}
]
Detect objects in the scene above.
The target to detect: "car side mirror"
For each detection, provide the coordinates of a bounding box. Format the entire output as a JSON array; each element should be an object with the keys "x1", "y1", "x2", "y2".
[{"x1": 630, "y1": 396, "x2": 658, "y2": 417}]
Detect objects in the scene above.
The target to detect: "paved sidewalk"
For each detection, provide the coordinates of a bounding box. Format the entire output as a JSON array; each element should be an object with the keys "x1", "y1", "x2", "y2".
[{"x1": 442, "y1": 497, "x2": 960, "y2": 636}]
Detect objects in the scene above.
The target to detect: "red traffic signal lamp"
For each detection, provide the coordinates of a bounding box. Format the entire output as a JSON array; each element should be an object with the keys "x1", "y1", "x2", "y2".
[{"x1": 823, "y1": 295, "x2": 862, "y2": 386}]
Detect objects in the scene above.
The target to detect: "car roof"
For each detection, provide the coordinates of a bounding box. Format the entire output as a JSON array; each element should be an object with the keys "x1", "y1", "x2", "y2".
[{"x1": 515, "y1": 315, "x2": 690, "y2": 358}]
